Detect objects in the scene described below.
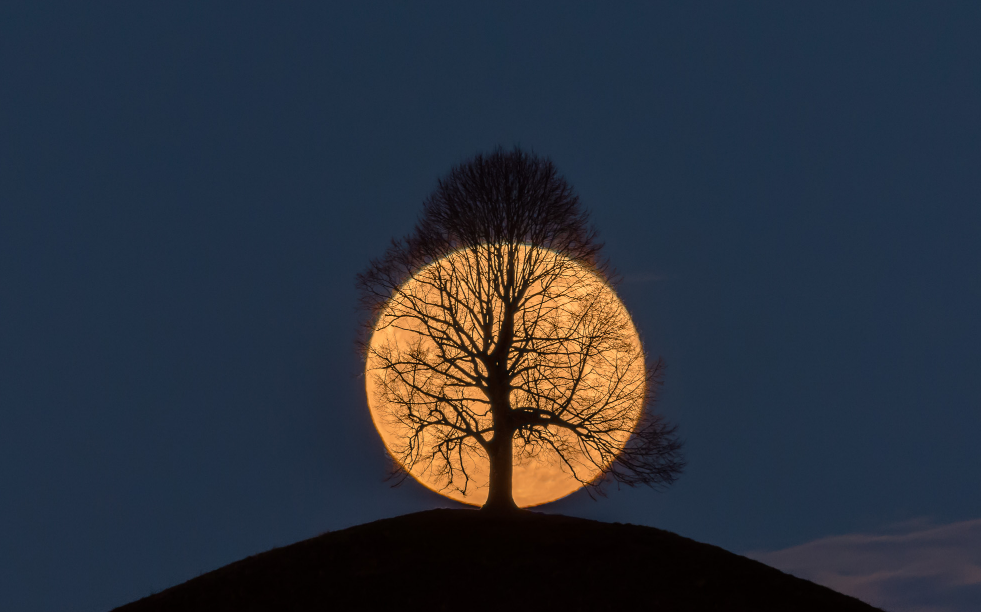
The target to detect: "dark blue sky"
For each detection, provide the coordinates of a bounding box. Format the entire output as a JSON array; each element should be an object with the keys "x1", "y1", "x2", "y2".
[{"x1": 2, "y1": 3, "x2": 979, "y2": 611}]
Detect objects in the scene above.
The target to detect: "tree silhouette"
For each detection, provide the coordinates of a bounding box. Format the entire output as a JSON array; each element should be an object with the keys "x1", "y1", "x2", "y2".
[{"x1": 358, "y1": 148, "x2": 683, "y2": 511}]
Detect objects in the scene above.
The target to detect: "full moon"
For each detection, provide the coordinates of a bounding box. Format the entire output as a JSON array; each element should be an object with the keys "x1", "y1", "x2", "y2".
[{"x1": 365, "y1": 245, "x2": 646, "y2": 507}]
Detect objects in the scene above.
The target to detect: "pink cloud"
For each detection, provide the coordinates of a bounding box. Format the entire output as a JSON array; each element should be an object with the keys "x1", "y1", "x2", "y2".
[{"x1": 748, "y1": 518, "x2": 981, "y2": 612}]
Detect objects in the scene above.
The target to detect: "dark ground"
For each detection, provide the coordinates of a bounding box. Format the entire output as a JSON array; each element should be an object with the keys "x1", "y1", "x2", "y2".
[{"x1": 112, "y1": 509, "x2": 882, "y2": 611}]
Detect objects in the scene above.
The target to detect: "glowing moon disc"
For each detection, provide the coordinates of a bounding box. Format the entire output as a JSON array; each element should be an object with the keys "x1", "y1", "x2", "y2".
[{"x1": 365, "y1": 245, "x2": 646, "y2": 507}]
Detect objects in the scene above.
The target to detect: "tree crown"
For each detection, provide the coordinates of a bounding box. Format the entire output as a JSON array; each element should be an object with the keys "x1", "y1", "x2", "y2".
[{"x1": 357, "y1": 148, "x2": 683, "y2": 507}]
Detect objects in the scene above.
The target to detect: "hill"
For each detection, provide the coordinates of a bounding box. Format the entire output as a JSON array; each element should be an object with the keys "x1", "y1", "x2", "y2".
[{"x1": 112, "y1": 509, "x2": 881, "y2": 611}]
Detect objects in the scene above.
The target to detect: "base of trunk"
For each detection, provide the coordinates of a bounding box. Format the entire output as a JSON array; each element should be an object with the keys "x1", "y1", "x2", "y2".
[{"x1": 479, "y1": 497, "x2": 521, "y2": 514}]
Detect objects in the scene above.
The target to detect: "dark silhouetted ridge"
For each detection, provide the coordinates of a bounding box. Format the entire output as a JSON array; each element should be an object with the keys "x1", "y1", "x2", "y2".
[{"x1": 112, "y1": 509, "x2": 881, "y2": 611}]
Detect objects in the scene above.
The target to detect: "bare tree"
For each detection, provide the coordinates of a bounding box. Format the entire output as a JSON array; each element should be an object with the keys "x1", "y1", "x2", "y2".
[{"x1": 358, "y1": 148, "x2": 683, "y2": 512}]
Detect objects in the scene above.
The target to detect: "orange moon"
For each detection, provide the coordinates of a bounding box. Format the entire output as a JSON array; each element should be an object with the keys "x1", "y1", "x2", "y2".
[{"x1": 365, "y1": 245, "x2": 646, "y2": 507}]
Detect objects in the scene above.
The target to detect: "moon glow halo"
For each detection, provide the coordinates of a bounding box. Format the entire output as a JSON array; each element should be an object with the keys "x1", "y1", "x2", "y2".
[{"x1": 365, "y1": 245, "x2": 646, "y2": 507}]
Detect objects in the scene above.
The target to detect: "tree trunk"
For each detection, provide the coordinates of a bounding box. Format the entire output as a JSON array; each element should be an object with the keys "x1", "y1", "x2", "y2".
[
  {"x1": 482, "y1": 428, "x2": 518, "y2": 512},
  {"x1": 482, "y1": 297, "x2": 519, "y2": 513}
]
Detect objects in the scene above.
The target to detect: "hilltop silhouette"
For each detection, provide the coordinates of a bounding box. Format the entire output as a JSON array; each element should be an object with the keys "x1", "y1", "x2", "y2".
[{"x1": 113, "y1": 509, "x2": 881, "y2": 612}]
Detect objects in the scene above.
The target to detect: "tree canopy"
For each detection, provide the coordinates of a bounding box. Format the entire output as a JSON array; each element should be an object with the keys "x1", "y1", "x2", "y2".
[{"x1": 358, "y1": 148, "x2": 683, "y2": 510}]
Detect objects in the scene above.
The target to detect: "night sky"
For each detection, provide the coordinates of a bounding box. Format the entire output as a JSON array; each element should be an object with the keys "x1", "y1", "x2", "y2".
[{"x1": 2, "y1": 3, "x2": 979, "y2": 611}]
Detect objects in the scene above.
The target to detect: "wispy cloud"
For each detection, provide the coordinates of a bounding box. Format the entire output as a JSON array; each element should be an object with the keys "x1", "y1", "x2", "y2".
[{"x1": 747, "y1": 518, "x2": 981, "y2": 612}]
